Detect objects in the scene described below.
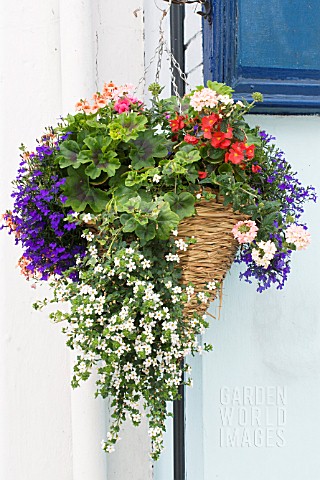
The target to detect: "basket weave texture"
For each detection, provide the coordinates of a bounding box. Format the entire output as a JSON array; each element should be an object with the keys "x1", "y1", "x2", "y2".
[{"x1": 178, "y1": 194, "x2": 247, "y2": 317}]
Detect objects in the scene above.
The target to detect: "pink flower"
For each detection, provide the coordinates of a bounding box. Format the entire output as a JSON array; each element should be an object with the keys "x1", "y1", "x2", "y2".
[
  {"x1": 189, "y1": 88, "x2": 219, "y2": 111},
  {"x1": 232, "y1": 220, "x2": 258, "y2": 244},
  {"x1": 285, "y1": 225, "x2": 311, "y2": 250},
  {"x1": 114, "y1": 97, "x2": 132, "y2": 113},
  {"x1": 114, "y1": 95, "x2": 143, "y2": 113},
  {"x1": 75, "y1": 99, "x2": 92, "y2": 114},
  {"x1": 92, "y1": 93, "x2": 109, "y2": 109}
]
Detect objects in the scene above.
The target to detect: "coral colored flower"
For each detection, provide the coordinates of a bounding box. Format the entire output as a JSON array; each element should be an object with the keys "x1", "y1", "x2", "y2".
[
  {"x1": 93, "y1": 93, "x2": 109, "y2": 109},
  {"x1": 75, "y1": 99, "x2": 92, "y2": 114},
  {"x1": 184, "y1": 134, "x2": 199, "y2": 145},
  {"x1": 102, "y1": 81, "x2": 116, "y2": 97},
  {"x1": 169, "y1": 115, "x2": 185, "y2": 133},
  {"x1": 211, "y1": 127, "x2": 233, "y2": 149},
  {"x1": 285, "y1": 225, "x2": 311, "y2": 250},
  {"x1": 252, "y1": 164, "x2": 262, "y2": 173},
  {"x1": 232, "y1": 220, "x2": 258, "y2": 244},
  {"x1": 198, "y1": 171, "x2": 208, "y2": 179}
]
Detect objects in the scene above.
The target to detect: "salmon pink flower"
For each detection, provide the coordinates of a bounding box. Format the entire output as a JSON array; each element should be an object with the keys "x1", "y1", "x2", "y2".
[
  {"x1": 75, "y1": 99, "x2": 92, "y2": 114},
  {"x1": 93, "y1": 93, "x2": 109, "y2": 109}
]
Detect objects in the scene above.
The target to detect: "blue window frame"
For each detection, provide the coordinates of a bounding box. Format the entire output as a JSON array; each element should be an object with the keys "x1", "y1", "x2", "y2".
[{"x1": 203, "y1": 0, "x2": 320, "y2": 114}]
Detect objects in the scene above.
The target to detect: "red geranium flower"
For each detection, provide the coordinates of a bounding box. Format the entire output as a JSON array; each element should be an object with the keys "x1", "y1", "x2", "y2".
[
  {"x1": 245, "y1": 144, "x2": 255, "y2": 160},
  {"x1": 225, "y1": 142, "x2": 245, "y2": 165},
  {"x1": 198, "y1": 171, "x2": 208, "y2": 179},
  {"x1": 211, "y1": 127, "x2": 233, "y2": 149},
  {"x1": 201, "y1": 114, "x2": 220, "y2": 139},
  {"x1": 184, "y1": 134, "x2": 199, "y2": 145},
  {"x1": 252, "y1": 164, "x2": 262, "y2": 173},
  {"x1": 169, "y1": 114, "x2": 185, "y2": 133}
]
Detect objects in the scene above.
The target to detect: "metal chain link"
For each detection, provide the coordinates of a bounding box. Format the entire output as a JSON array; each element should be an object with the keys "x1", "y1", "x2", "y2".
[{"x1": 135, "y1": 0, "x2": 188, "y2": 110}]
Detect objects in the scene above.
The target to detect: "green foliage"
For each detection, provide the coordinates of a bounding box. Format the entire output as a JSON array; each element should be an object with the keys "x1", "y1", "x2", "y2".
[
  {"x1": 129, "y1": 130, "x2": 168, "y2": 170},
  {"x1": 62, "y1": 166, "x2": 109, "y2": 212},
  {"x1": 207, "y1": 80, "x2": 234, "y2": 97},
  {"x1": 164, "y1": 191, "x2": 195, "y2": 219}
]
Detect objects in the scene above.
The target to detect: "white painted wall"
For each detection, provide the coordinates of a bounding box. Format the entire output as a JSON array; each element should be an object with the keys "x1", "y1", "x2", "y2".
[{"x1": 0, "y1": 1, "x2": 147, "y2": 479}]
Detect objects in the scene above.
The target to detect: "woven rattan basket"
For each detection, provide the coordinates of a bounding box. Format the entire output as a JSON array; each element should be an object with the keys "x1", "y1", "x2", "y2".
[{"x1": 178, "y1": 193, "x2": 247, "y2": 317}]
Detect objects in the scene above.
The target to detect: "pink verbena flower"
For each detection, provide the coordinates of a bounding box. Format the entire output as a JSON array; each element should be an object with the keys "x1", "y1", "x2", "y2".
[
  {"x1": 232, "y1": 220, "x2": 258, "y2": 244},
  {"x1": 189, "y1": 88, "x2": 219, "y2": 111},
  {"x1": 285, "y1": 225, "x2": 311, "y2": 250}
]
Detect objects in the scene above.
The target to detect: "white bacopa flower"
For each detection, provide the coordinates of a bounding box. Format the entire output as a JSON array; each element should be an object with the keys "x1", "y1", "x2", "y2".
[
  {"x1": 197, "y1": 291, "x2": 208, "y2": 303},
  {"x1": 126, "y1": 247, "x2": 135, "y2": 255},
  {"x1": 141, "y1": 259, "x2": 151, "y2": 269},
  {"x1": 153, "y1": 174, "x2": 161, "y2": 183},
  {"x1": 175, "y1": 239, "x2": 188, "y2": 251},
  {"x1": 127, "y1": 260, "x2": 136, "y2": 272},
  {"x1": 196, "y1": 193, "x2": 202, "y2": 199},
  {"x1": 82, "y1": 213, "x2": 92, "y2": 223},
  {"x1": 88, "y1": 245, "x2": 98, "y2": 257},
  {"x1": 207, "y1": 281, "x2": 217, "y2": 291},
  {"x1": 172, "y1": 229, "x2": 178, "y2": 237},
  {"x1": 165, "y1": 253, "x2": 180, "y2": 263},
  {"x1": 82, "y1": 231, "x2": 94, "y2": 242},
  {"x1": 172, "y1": 286, "x2": 182, "y2": 294},
  {"x1": 114, "y1": 257, "x2": 120, "y2": 267},
  {"x1": 186, "y1": 285, "x2": 195, "y2": 296}
]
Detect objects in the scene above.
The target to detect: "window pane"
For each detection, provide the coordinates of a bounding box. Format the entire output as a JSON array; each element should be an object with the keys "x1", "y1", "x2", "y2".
[{"x1": 238, "y1": 0, "x2": 320, "y2": 70}]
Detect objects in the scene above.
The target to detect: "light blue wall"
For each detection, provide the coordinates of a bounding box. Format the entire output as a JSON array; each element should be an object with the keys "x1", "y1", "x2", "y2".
[{"x1": 155, "y1": 115, "x2": 320, "y2": 480}]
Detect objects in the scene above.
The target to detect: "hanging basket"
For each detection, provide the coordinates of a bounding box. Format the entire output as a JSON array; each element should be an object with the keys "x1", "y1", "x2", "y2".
[{"x1": 178, "y1": 193, "x2": 248, "y2": 317}]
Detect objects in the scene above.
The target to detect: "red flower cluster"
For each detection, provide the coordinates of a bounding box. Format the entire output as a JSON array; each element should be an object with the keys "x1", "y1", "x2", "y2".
[
  {"x1": 184, "y1": 134, "x2": 199, "y2": 145},
  {"x1": 201, "y1": 114, "x2": 220, "y2": 139},
  {"x1": 225, "y1": 142, "x2": 255, "y2": 165},
  {"x1": 169, "y1": 114, "x2": 185, "y2": 133},
  {"x1": 169, "y1": 110, "x2": 261, "y2": 173}
]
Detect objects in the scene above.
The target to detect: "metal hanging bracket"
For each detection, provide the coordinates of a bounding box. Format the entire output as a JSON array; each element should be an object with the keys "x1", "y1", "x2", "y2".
[{"x1": 163, "y1": 0, "x2": 212, "y2": 23}]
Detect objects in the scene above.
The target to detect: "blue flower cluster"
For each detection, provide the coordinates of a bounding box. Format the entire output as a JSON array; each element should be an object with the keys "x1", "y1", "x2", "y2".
[
  {"x1": 237, "y1": 132, "x2": 317, "y2": 292},
  {"x1": 7, "y1": 131, "x2": 85, "y2": 280}
]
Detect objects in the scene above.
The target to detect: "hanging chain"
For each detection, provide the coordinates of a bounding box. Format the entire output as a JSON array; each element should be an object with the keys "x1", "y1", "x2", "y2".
[{"x1": 136, "y1": 0, "x2": 188, "y2": 110}]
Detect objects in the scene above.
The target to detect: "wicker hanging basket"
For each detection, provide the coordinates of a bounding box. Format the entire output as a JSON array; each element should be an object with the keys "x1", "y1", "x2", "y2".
[{"x1": 178, "y1": 193, "x2": 248, "y2": 317}]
